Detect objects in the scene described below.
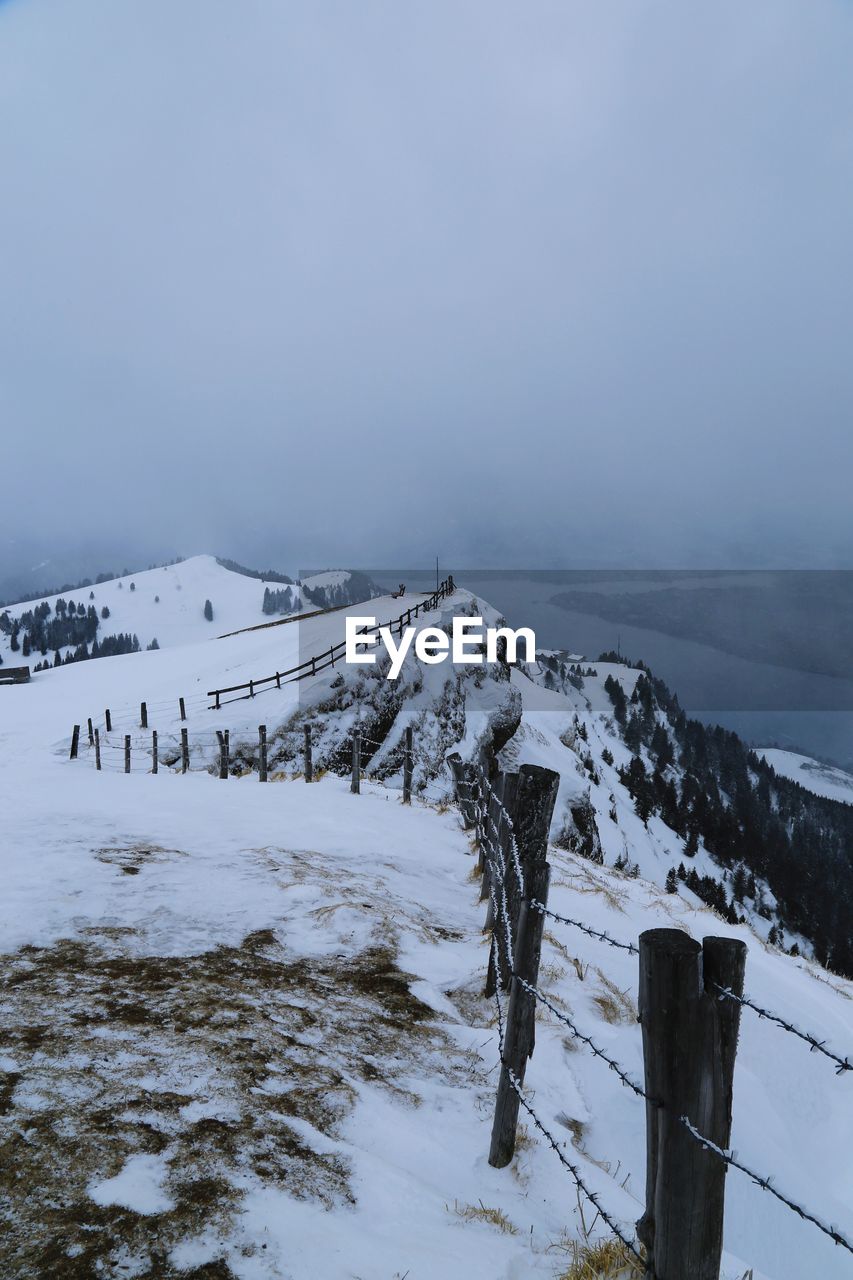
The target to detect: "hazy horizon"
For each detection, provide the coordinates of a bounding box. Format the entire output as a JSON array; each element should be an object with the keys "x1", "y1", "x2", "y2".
[{"x1": 2, "y1": 1, "x2": 853, "y2": 582}]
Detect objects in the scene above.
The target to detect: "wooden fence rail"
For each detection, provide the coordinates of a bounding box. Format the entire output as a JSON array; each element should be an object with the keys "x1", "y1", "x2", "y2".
[{"x1": 207, "y1": 577, "x2": 455, "y2": 709}]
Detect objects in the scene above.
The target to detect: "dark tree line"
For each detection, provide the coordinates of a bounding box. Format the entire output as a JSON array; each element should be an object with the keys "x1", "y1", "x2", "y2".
[
  {"x1": 262, "y1": 586, "x2": 301, "y2": 615},
  {"x1": 603, "y1": 662, "x2": 853, "y2": 977},
  {"x1": 31, "y1": 633, "x2": 141, "y2": 671}
]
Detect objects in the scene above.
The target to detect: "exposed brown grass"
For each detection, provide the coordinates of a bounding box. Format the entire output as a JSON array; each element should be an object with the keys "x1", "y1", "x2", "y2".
[{"x1": 0, "y1": 925, "x2": 453, "y2": 1278}]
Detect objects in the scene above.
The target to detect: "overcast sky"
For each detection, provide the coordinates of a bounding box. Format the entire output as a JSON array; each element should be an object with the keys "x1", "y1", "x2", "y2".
[{"x1": 1, "y1": 0, "x2": 852, "y2": 583}]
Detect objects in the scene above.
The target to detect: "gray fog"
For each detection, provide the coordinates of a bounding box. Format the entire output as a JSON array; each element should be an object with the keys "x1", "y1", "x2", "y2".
[{"x1": 1, "y1": 0, "x2": 852, "y2": 592}]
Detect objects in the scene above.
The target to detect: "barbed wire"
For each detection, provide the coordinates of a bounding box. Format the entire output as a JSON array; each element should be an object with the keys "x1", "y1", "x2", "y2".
[
  {"x1": 514, "y1": 975, "x2": 651, "y2": 1102},
  {"x1": 508, "y1": 1063, "x2": 646, "y2": 1262},
  {"x1": 468, "y1": 766, "x2": 853, "y2": 1263},
  {"x1": 712, "y1": 985, "x2": 852, "y2": 1076},
  {"x1": 530, "y1": 902, "x2": 639, "y2": 956},
  {"x1": 680, "y1": 1118, "x2": 853, "y2": 1255}
]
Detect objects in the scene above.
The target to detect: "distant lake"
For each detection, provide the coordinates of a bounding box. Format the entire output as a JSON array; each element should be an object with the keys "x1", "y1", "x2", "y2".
[{"x1": 371, "y1": 569, "x2": 853, "y2": 771}]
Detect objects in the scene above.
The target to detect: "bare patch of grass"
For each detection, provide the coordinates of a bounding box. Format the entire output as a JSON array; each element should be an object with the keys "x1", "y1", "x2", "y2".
[{"x1": 0, "y1": 928, "x2": 454, "y2": 1278}]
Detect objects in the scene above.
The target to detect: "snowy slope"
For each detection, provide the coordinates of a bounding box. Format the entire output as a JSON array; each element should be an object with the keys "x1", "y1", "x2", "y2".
[
  {"x1": 0, "y1": 556, "x2": 385, "y2": 667},
  {"x1": 1, "y1": 587, "x2": 852, "y2": 1279},
  {"x1": 757, "y1": 747, "x2": 853, "y2": 806}
]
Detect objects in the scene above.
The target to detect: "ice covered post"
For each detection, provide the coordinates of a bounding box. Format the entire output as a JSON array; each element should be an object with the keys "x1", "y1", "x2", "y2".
[
  {"x1": 637, "y1": 929, "x2": 746, "y2": 1280},
  {"x1": 489, "y1": 764, "x2": 559, "y2": 1168}
]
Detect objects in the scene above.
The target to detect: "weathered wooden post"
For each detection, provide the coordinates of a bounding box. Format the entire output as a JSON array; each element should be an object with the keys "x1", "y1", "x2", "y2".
[
  {"x1": 259, "y1": 725, "x2": 268, "y2": 782},
  {"x1": 489, "y1": 765, "x2": 559, "y2": 1169},
  {"x1": 180, "y1": 727, "x2": 189, "y2": 773},
  {"x1": 179, "y1": 697, "x2": 186, "y2": 721},
  {"x1": 94, "y1": 728, "x2": 101, "y2": 771},
  {"x1": 152, "y1": 730, "x2": 158, "y2": 774},
  {"x1": 214, "y1": 690, "x2": 221, "y2": 710},
  {"x1": 447, "y1": 753, "x2": 477, "y2": 828},
  {"x1": 87, "y1": 717, "x2": 95, "y2": 747},
  {"x1": 105, "y1": 708, "x2": 112, "y2": 733},
  {"x1": 402, "y1": 726, "x2": 413, "y2": 803},
  {"x1": 69, "y1": 724, "x2": 80, "y2": 760},
  {"x1": 124, "y1": 735, "x2": 131, "y2": 774},
  {"x1": 140, "y1": 701, "x2": 148, "y2": 729},
  {"x1": 351, "y1": 730, "x2": 361, "y2": 794},
  {"x1": 304, "y1": 724, "x2": 313, "y2": 781},
  {"x1": 218, "y1": 730, "x2": 229, "y2": 779},
  {"x1": 637, "y1": 929, "x2": 746, "y2": 1280}
]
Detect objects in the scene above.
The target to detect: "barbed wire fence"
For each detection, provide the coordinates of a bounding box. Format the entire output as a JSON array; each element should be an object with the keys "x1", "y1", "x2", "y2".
[{"x1": 458, "y1": 756, "x2": 853, "y2": 1276}]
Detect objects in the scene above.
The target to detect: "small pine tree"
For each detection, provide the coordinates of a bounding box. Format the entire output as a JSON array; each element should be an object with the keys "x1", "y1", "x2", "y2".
[
  {"x1": 204, "y1": 599, "x2": 214, "y2": 621},
  {"x1": 147, "y1": 638, "x2": 160, "y2": 650},
  {"x1": 101, "y1": 605, "x2": 110, "y2": 619},
  {"x1": 601, "y1": 747, "x2": 614, "y2": 766},
  {"x1": 154, "y1": 595, "x2": 159, "y2": 603},
  {"x1": 130, "y1": 582, "x2": 135, "y2": 592},
  {"x1": 89, "y1": 590, "x2": 95, "y2": 600},
  {"x1": 665, "y1": 867, "x2": 678, "y2": 894}
]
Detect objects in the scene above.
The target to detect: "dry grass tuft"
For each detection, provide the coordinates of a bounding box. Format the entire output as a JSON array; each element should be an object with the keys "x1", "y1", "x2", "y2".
[
  {"x1": 555, "y1": 1236, "x2": 644, "y2": 1278},
  {"x1": 449, "y1": 1199, "x2": 519, "y2": 1235}
]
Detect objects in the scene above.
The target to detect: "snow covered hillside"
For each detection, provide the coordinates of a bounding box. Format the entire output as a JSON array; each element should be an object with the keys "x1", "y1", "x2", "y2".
[
  {"x1": 756, "y1": 748, "x2": 853, "y2": 806},
  {"x1": 0, "y1": 556, "x2": 382, "y2": 668},
  {"x1": 1, "y1": 584, "x2": 851, "y2": 1279}
]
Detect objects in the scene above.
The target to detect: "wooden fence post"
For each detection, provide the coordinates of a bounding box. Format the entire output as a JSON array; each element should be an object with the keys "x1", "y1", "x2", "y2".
[
  {"x1": 637, "y1": 929, "x2": 746, "y2": 1280},
  {"x1": 87, "y1": 717, "x2": 94, "y2": 747},
  {"x1": 152, "y1": 730, "x2": 158, "y2": 774},
  {"x1": 214, "y1": 690, "x2": 221, "y2": 710},
  {"x1": 402, "y1": 726, "x2": 413, "y2": 803},
  {"x1": 179, "y1": 697, "x2": 186, "y2": 721},
  {"x1": 304, "y1": 724, "x2": 313, "y2": 782},
  {"x1": 181, "y1": 727, "x2": 189, "y2": 774},
  {"x1": 259, "y1": 725, "x2": 268, "y2": 782},
  {"x1": 488, "y1": 765, "x2": 559, "y2": 1168},
  {"x1": 124, "y1": 735, "x2": 131, "y2": 774},
  {"x1": 218, "y1": 730, "x2": 229, "y2": 779},
  {"x1": 141, "y1": 701, "x2": 148, "y2": 729},
  {"x1": 70, "y1": 725, "x2": 80, "y2": 760},
  {"x1": 94, "y1": 728, "x2": 101, "y2": 771},
  {"x1": 447, "y1": 752, "x2": 479, "y2": 829},
  {"x1": 105, "y1": 708, "x2": 112, "y2": 733},
  {"x1": 351, "y1": 731, "x2": 361, "y2": 794}
]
